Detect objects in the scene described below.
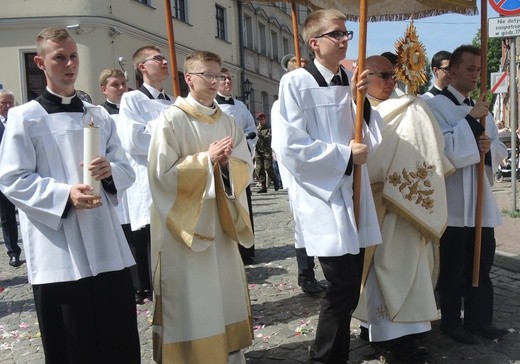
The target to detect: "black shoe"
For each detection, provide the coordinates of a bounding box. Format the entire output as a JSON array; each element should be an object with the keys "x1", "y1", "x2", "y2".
[
  {"x1": 274, "y1": 182, "x2": 280, "y2": 191},
  {"x1": 300, "y1": 279, "x2": 325, "y2": 295},
  {"x1": 388, "y1": 340, "x2": 428, "y2": 362},
  {"x1": 359, "y1": 326, "x2": 369, "y2": 341},
  {"x1": 135, "y1": 291, "x2": 152, "y2": 305},
  {"x1": 9, "y1": 255, "x2": 22, "y2": 267},
  {"x1": 257, "y1": 187, "x2": 267, "y2": 193},
  {"x1": 440, "y1": 325, "x2": 478, "y2": 344},
  {"x1": 467, "y1": 325, "x2": 508, "y2": 340},
  {"x1": 316, "y1": 280, "x2": 328, "y2": 291}
]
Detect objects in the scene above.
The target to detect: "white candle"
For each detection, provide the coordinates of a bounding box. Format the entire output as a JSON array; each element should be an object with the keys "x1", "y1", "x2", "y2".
[{"x1": 83, "y1": 124, "x2": 100, "y2": 195}]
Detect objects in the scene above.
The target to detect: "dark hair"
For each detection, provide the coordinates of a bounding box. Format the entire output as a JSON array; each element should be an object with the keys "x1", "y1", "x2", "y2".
[
  {"x1": 449, "y1": 45, "x2": 480, "y2": 69},
  {"x1": 431, "y1": 50, "x2": 451, "y2": 69},
  {"x1": 380, "y1": 52, "x2": 398, "y2": 66}
]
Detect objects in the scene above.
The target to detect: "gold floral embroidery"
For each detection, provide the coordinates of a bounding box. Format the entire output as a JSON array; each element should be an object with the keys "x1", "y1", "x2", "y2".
[{"x1": 387, "y1": 162, "x2": 436, "y2": 213}]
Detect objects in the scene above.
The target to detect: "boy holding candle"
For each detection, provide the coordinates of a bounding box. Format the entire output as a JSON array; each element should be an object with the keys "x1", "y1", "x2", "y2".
[{"x1": 0, "y1": 27, "x2": 140, "y2": 363}]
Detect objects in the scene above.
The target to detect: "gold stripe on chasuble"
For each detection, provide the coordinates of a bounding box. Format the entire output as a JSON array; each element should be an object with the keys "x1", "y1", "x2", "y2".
[
  {"x1": 166, "y1": 153, "x2": 209, "y2": 248},
  {"x1": 156, "y1": 319, "x2": 252, "y2": 364}
]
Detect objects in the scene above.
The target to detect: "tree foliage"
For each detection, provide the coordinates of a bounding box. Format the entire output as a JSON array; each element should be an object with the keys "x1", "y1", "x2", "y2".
[{"x1": 471, "y1": 30, "x2": 503, "y2": 104}]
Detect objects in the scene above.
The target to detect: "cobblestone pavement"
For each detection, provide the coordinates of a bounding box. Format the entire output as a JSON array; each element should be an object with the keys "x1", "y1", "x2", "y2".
[{"x1": 1, "y1": 187, "x2": 520, "y2": 363}]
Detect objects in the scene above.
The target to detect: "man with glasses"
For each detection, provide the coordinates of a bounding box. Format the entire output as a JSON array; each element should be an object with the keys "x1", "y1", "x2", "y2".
[
  {"x1": 354, "y1": 55, "x2": 453, "y2": 361},
  {"x1": 426, "y1": 45, "x2": 508, "y2": 344},
  {"x1": 148, "y1": 50, "x2": 254, "y2": 363},
  {"x1": 422, "y1": 50, "x2": 451, "y2": 99},
  {"x1": 277, "y1": 9, "x2": 383, "y2": 363},
  {"x1": 119, "y1": 45, "x2": 173, "y2": 304}
]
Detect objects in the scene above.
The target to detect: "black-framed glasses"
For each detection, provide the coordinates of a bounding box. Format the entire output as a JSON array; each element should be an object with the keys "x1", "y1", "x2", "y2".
[
  {"x1": 315, "y1": 30, "x2": 354, "y2": 41},
  {"x1": 190, "y1": 72, "x2": 227, "y2": 82},
  {"x1": 142, "y1": 55, "x2": 167, "y2": 63},
  {"x1": 438, "y1": 66, "x2": 449, "y2": 73},
  {"x1": 369, "y1": 72, "x2": 396, "y2": 81}
]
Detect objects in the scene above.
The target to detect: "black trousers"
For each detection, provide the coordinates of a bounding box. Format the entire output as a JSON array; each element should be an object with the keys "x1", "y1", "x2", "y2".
[
  {"x1": 296, "y1": 247, "x2": 316, "y2": 284},
  {"x1": 128, "y1": 224, "x2": 152, "y2": 293},
  {"x1": 310, "y1": 250, "x2": 365, "y2": 363},
  {"x1": 438, "y1": 226, "x2": 496, "y2": 329},
  {"x1": 238, "y1": 186, "x2": 255, "y2": 261},
  {"x1": 0, "y1": 191, "x2": 20, "y2": 257},
  {"x1": 33, "y1": 268, "x2": 140, "y2": 364}
]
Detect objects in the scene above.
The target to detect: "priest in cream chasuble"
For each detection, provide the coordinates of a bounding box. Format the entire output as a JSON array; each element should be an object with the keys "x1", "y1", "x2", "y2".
[{"x1": 148, "y1": 51, "x2": 254, "y2": 364}]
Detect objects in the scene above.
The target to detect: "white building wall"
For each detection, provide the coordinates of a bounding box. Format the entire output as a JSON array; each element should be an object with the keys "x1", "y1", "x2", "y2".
[{"x1": 0, "y1": 0, "x2": 308, "y2": 112}]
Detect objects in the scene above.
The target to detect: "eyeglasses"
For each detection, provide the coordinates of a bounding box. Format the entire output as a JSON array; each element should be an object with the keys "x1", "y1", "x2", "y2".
[
  {"x1": 369, "y1": 72, "x2": 396, "y2": 81},
  {"x1": 190, "y1": 72, "x2": 227, "y2": 82},
  {"x1": 315, "y1": 30, "x2": 354, "y2": 41},
  {"x1": 142, "y1": 55, "x2": 167, "y2": 63},
  {"x1": 438, "y1": 66, "x2": 449, "y2": 73}
]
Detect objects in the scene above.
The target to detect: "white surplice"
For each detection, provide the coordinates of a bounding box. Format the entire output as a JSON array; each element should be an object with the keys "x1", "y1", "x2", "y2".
[
  {"x1": 109, "y1": 112, "x2": 131, "y2": 225},
  {"x1": 119, "y1": 89, "x2": 172, "y2": 230},
  {"x1": 0, "y1": 101, "x2": 136, "y2": 285},
  {"x1": 276, "y1": 67, "x2": 383, "y2": 257},
  {"x1": 271, "y1": 99, "x2": 304, "y2": 248},
  {"x1": 425, "y1": 85, "x2": 507, "y2": 227},
  {"x1": 217, "y1": 96, "x2": 258, "y2": 154},
  {"x1": 148, "y1": 96, "x2": 253, "y2": 364}
]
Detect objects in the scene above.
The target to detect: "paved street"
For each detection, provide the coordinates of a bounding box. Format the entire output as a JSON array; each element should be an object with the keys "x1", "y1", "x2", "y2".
[{"x1": 1, "y1": 184, "x2": 520, "y2": 363}]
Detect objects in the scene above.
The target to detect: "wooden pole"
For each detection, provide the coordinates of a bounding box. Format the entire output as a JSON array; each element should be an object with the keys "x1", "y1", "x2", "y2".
[
  {"x1": 353, "y1": 0, "x2": 368, "y2": 226},
  {"x1": 472, "y1": 0, "x2": 488, "y2": 287},
  {"x1": 163, "y1": 0, "x2": 181, "y2": 96},
  {"x1": 291, "y1": 2, "x2": 302, "y2": 68}
]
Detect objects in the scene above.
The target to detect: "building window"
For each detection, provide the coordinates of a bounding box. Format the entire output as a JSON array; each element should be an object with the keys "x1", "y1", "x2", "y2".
[
  {"x1": 216, "y1": 5, "x2": 226, "y2": 40},
  {"x1": 282, "y1": 37, "x2": 290, "y2": 56},
  {"x1": 24, "y1": 52, "x2": 45, "y2": 101},
  {"x1": 271, "y1": 30, "x2": 279, "y2": 60},
  {"x1": 261, "y1": 91, "x2": 269, "y2": 117},
  {"x1": 135, "y1": 0, "x2": 152, "y2": 6},
  {"x1": 244, "y1": 15, "x2": 253, "y2": 48},
  {"x1": 172, "y1": 0, "x2": 186, "y2": 21},
  {"x1": 259, "y1": 23, "x2": 267, "y2": 55}
]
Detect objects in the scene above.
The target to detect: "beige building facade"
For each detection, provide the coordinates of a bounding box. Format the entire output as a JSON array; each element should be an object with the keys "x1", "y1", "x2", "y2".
[{"x1": 0, "y1": 0, "x2": 310, "y2": 114}]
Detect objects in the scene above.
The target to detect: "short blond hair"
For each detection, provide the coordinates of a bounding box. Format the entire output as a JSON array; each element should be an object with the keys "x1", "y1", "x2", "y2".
[
  {"x1": 98, "y1": 68, "x2": 126, "y2": 87},
  {"x1": 184, "y1": 51, "x2": 222, "y2": 74},
  {"x1": 36, "y1": 28, "x2": 73, "y2": 56},
  {"x1": 302, "y1": 9, "x2": 347, "y2": 54},
  {"x1": 132, "y1": 45, "x2": 161, "y2": 75}
]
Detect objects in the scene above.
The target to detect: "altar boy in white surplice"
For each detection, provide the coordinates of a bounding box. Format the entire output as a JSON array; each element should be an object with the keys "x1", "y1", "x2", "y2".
[
  {"x1": 0, "y1": 27, "x2": 139, "y2": 363},
  {"x1": 276, "y1": 9, "x2": 383, "y2": 363},
  {"x1": 148, "y1": 51, "x2": 254, "y2": 364}
]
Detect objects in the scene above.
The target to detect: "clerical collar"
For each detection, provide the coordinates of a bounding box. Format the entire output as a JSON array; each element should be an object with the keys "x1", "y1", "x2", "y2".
[
  {"x1": 142, "y1": 83, "x2": 164, "y2": 99},
  {"x1": 215, "y1": 93, "x2": 234, "y2": 105},
  {"x1": 217, "y1": 92, "x2": 233, "y2": 101},
  {"x1": 106, "y1": 99, "x2": 120, "y2": 108},
  {"x1": 366, "y1": 94, "x2": 384, "y2": 107},
  {"x1": 446, "y1": 85, "x2": 470, "y2": 105},
  {"x1": 46, "y1": 87, "x2": 76, "y2": 104},
  {"x1": 36, "y1": 89, "x2": 84, "y2": 114},
  {"x1": 186, "y1": 94, "x2": 217, "y2": 115},
  {"x1": 314, "y1": 59, "x2": 340, "y2": 85}
]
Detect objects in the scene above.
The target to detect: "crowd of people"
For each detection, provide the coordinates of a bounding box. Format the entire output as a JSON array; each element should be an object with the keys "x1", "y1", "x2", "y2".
[{"x1": 0, "y1": 6, "x2": 510, "y2": 363}]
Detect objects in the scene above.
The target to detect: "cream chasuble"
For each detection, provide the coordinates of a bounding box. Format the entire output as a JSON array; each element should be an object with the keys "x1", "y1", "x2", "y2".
[
  {"x1": 148, "y1": 96, "x2": 254, "y2": 364},
  {"x1": 354, "y1": 95, "x2": 454, "y2": 341}
]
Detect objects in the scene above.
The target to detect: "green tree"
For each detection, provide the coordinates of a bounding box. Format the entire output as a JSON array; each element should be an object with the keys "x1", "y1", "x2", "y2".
[{"x1": 471, "y1": 30, "x2": 503, "y2": 104}]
